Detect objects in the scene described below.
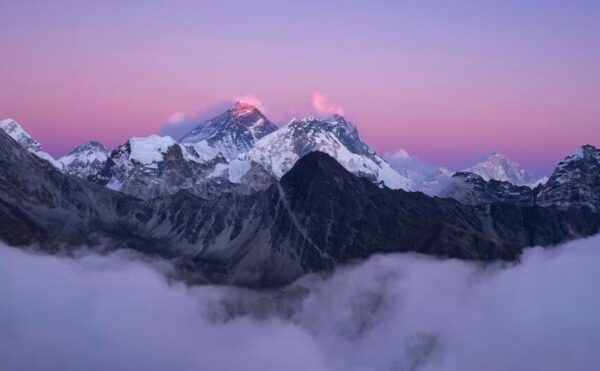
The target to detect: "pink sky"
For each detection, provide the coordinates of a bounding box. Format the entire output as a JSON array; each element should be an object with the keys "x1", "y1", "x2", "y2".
[{"x1": 1, "y1": 1, "x2": 598, "y2": 175}]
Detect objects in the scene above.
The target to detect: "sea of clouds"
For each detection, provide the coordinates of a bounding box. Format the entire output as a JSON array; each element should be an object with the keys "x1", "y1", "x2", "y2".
[{"x1": 1, "y1": 235, "x2": 600, "y2": 371}]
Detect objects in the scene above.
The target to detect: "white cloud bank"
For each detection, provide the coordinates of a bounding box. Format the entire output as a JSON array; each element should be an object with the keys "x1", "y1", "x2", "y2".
[{"x1": 1, "y1": 235, "x2": 600, "y2": 371}]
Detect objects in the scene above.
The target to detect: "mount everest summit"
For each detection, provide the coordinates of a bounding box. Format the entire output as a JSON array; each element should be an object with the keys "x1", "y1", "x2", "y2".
[{"x1": 180, "y1": 101, "x2": 278, "y2": 161}]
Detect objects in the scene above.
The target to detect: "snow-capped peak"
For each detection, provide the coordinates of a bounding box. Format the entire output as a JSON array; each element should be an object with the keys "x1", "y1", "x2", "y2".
[
  {"x1": 230, "y1": 101, "x2": 260, "y2": 117},
  {"x1": 465, "y1": 152, "x2": 533, "y2": 186},
  {"x1": 245, "y1": 115, "x2": 416, "y2": 190},
  {"x1": 0, "y1": 118, "x2": 61, "y2": 168},
  {"x1": 180, "y1": 102, "x2": 277, "y2": 160},
  {"x1": 58, "y1": 141, "x2": 109, "y2": 178},
  {"x1": 60, "y1": 141, "x2": 108, "y2": 160}
]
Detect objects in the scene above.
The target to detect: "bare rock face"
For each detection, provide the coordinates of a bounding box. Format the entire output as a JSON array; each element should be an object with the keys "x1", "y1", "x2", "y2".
[{"x1": 465, "y1": 152, "x2": 533, "y2": 185}]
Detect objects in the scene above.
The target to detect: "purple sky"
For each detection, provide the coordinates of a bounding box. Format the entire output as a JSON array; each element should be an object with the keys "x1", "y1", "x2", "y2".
[{"x1": 1, "y1": 0, "x2": 598, "y2": 175}]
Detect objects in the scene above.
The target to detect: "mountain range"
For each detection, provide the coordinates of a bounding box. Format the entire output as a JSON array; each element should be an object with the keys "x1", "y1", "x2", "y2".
[
  {"x1": 1, "y1": 105, "x2": 599, "y2": 287},
  {"x1": 4, "y1": 103, "x2": 550, "y2": 199}
]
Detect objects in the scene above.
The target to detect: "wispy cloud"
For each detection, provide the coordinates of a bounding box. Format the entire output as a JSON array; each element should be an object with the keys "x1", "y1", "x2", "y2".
[
  {"x1": 167, "y1": 112, "x2": 186, "y2": 123},
  {"x1": 311, "y1": 91, "x2": 344, "y2": 116}
]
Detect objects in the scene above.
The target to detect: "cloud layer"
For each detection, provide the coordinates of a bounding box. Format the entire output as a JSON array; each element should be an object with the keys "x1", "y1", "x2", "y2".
[{"x1": 1, "y1": 235, "x2": 599, "y2": 371}]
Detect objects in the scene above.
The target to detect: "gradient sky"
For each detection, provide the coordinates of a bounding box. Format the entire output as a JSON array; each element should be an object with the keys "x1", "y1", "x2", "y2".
[{"x1": 1, "y1": 0, "x2": 599, "y2": 175}]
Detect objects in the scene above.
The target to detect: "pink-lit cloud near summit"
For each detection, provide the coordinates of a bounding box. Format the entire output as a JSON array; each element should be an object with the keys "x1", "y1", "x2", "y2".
[
  {"x1": 312, "y1": 91, "x2": 344, "y2": 116},
  {"x1": 1, "y1": 0, "x2": 599, "y2": 175}
]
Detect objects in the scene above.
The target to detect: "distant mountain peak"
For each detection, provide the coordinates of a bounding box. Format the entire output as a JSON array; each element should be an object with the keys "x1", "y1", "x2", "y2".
[
  {"x1": 465, "y1": 152, "x2": 533, "y2": 186},
  {"x1": 180, "y1": 103, "x2": 277, "y2": 160},
  {"x1": 70, "y1": 140, "x2": 107, "y2": 154},
  {"x1": 230, "y1": 101, "x2": 260, "y2": 116},
  {"x1": 59, "y1": 140, "x2": 109, "y2": 178}
]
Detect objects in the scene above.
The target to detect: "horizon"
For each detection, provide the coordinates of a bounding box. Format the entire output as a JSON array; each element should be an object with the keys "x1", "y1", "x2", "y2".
[{"x1": 2, "y1": 0, "x2": 599, "y2": 175}]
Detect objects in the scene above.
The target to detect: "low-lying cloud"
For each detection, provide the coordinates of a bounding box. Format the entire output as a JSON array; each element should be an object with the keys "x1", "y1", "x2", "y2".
[{"x1": 1, "y1": 235, "x2": 599, "y2": 371}]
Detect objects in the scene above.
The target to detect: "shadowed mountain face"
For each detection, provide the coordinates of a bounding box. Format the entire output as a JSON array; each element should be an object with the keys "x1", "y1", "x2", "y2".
[
  {"x1": 441, "y1": 172, "x2": 538, "y2": 206},
  {"x1": 1, "y1": 130, "x2": 599, "y2": 287}
]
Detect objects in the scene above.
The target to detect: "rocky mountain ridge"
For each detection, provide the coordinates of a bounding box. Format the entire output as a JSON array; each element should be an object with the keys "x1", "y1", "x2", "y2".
[{"x1": 1, "y1": 128, "x2": 598, "y2": 287}]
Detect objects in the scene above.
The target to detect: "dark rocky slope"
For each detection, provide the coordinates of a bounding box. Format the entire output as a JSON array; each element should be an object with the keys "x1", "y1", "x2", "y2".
[{"x1": 1, "y1": 130, "x2": 599, "y2": 287}]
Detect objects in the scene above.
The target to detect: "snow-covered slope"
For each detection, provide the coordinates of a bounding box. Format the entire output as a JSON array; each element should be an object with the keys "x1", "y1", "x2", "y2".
[
  {"x1": 465, "y1": 152, "x2": 533, "y2": 186},
  {"x1": 92, "y1": 135, "x2": 242, "y2": 198},
  {"x1": 0, "y1": 118, "x2": 61, "y2": 168},
  {"x1": 59, "y1": 141, "x2": 109, "y2": 178},
  {"x1": 246, "y1": 115, "x2": 416, "y2": 190},
  {"x1": 180, "y1": 102, "x2": 277, "y2": 160}
]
